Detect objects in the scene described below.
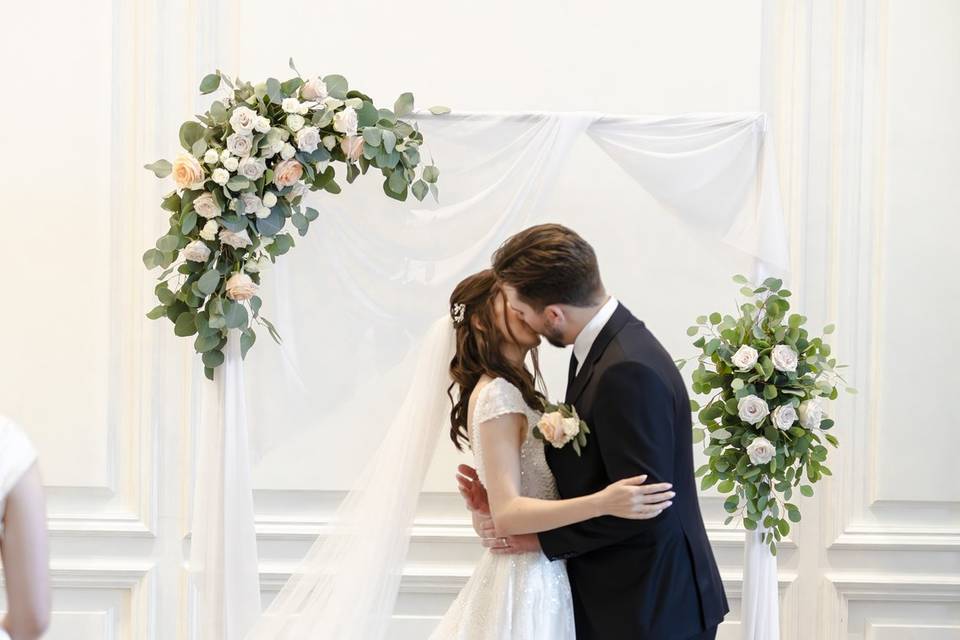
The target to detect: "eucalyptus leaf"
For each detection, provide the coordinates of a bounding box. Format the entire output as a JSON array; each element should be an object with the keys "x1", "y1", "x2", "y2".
[
  {"x1": 197, "y1": 270, "x2": 220, "y2": 295},
  {"x1": 174, "y1": 311, "x2": 197, "y2": 337},
  {"x1": 394, "y1": 92, "x2": 414, "y2": 117},
  {"x1": 144, "y1": 159, "x2": 172, "y2": 178},
  {"x1": 179, "y1": 121, "x2": 206, "y2": 151},
  {"x1": 199, "y1": 73, "x2": 221, "y2": 94},
  {"x1": 411, "y1": 179, "x2": 429, "y2": 202},
  {"x1": 202, "y1": 349, "x2": 225, "y2": 368},
  {"x1": 240, "y1": 328, "x2": 257, "y2": 359}
]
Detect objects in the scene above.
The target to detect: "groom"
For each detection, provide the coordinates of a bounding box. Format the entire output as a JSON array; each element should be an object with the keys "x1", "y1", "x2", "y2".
[{"x1": 458, "y1": 224, "x2": 728, "y2": 639}]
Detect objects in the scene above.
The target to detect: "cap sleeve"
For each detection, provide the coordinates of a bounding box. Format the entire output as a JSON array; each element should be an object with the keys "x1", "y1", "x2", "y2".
[
  {"x1": 0, "y1": 416, "x2": 37, "y2": 501},
  {"x1": 473, "y1": 378, "x2": 531, "y2": 426}
]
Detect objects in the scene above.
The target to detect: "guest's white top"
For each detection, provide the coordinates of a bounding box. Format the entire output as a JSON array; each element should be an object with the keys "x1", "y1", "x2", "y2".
[
  {"x1": 572, "y1": 295, "x2": 619, "y2": 375},
  {"x1": 0, "y1": 416, "x2": 37, "y2": 538}
]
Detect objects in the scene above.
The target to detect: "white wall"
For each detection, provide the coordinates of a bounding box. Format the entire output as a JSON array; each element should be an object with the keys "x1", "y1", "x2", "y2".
[{"x1": 0, "y1": 1, "x2": 957, "y2": 638}]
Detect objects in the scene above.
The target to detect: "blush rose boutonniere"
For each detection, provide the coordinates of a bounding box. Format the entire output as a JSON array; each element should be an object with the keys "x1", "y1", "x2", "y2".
[{"x1": 533, "y1": 402, "x2": 591, "y2": 456}]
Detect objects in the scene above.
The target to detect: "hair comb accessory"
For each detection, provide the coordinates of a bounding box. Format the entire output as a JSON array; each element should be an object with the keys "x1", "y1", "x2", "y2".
[{"x1": 450, "y1": 303, "x2": 466, "y2": 327}]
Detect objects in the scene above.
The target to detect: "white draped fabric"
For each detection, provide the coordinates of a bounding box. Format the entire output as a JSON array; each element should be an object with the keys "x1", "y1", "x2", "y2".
[
  {"x1": 189, "y1": 111, "x2": 786, "y2": 640},
  {"x1": 190, "y1": 337, "x2": 262, "y2": 639}
]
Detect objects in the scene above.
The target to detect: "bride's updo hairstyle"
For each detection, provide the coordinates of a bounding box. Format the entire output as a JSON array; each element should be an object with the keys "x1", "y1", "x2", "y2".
[{"x1": 447, "y1": 269, "x2": 545, "y2": 451}]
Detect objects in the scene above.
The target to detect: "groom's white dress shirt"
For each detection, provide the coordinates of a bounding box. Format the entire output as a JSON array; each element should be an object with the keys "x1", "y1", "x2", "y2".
[{"x1": 572, "y1": 296, "x2": 619, "y2": 375}]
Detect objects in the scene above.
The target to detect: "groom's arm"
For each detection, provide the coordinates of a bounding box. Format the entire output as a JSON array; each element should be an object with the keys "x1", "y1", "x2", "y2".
[{"x1": 538, "y1": 361, "x2": 677, "y2": 560}]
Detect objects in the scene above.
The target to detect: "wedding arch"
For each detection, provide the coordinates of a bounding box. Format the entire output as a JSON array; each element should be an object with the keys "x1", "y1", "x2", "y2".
[{"x1": 161, "y1": 104, "x2": 790, "y2": 638}]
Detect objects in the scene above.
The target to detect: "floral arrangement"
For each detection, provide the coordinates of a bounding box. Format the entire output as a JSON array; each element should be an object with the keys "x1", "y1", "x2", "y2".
[
  {"x1": 142, "y1": 60, "x2": 446, "y2": 379},
  {"x1": 533, "y1": 403, "x2": 591, "y2": 456},
  {"x1": 676, "y1": 274, "x2": 855, "y2": 554}
]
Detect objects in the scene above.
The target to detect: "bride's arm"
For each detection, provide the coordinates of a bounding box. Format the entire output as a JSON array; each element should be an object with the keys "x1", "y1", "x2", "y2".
[
  {"x1": 1, "y1": 463, "x2": 51, "y2": 640},
  {"x1": 477, "y1": 413, "x2": 675, "y2": 536}
]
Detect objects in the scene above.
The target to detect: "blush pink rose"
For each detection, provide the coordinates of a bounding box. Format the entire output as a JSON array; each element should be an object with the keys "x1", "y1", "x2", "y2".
[
  {"x1": 340, "y1": 135, "x2": 364, "y2": 162},
  {"x1": 172, "y1": 154, "x2": 204, "y2": 189},
  {"x1": 273, "y1": 159, "x2": 304, "y2": 188}
]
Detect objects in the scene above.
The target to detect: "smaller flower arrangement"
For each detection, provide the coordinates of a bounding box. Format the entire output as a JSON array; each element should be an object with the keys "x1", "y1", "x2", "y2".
[
  {"x1": 676, "y1": 274, "x2": 856, "y2": 555},
  {"x1": 534, "y1": 403, "x2": 591, "y2": 456}
]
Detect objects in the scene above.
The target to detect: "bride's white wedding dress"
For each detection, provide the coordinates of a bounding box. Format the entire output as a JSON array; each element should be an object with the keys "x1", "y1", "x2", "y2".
[{"x1": 428, "y1": 378, "x2": 576, "y2": 639}]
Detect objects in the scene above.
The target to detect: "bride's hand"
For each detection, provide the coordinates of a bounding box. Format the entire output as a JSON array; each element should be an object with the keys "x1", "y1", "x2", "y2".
[{"x1": 595, "y1": 475, "x2": 675, "y2": 519}]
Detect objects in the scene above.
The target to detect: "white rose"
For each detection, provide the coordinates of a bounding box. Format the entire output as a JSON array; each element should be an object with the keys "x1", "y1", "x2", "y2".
[
  {"x1": 746, "y1": 437, "x2": 776, "y2": 465},
  {"x1": 193, "y1": 192, "x2": 221, "y2": 219},
  {"x1": 560, "y1": 417, "x2": 580, "y2": 440},
  {"x1": 223, "y1": 156, "x2": 239, "y2": 172},
  {"x1": 280, "y1": 143, "x2": 297, "y2": 160},
  {"x1": 333, "y1": 107, "x2": 358, "y2": 135},
  {"x1": 229, "y1": 106, "x2": 258, "y2": 134},
  {"x1": 300, "y1": 77, "x2": 328, "y2": 101},
  {"x1": 220, "y1": 149, "x2": 232, "y2": 162},
  {"x1": 245, "y1": 255, "x2": 271, "y2": 273},
  {"x1": 225, "y1": 272, "x2": 258, "y2": 301},
  {"x1": 282, "y1": 97, "x2": 303, "y2": 114},
  {"x1": 262, "y1": 191, "x2": 278, "y2": 207},
  {"x1": 296, "y1": 126, "x2": 321, "y2": 153},
  {"x1": 212, "y1": 168, "x2": 230, "y2": 185},
  {"x1": 798, "y1": 398, "x2": 825, "y2": 430},
  {"x1": 771, "y1": 404, "x2": 797, "y2": 431},
  {"x1": 199, "y1": 219, "x2": 219, "y2": 241},
  {"x1": 737, "y1": 394, "x2": 770, "y2": 425},
  {"x1": 731, "y1": 345, "x2": 759, "y2": 372},
  {"x1": 203, "y1": 148, "x2": 219, "y2": 165},
  {"x1": 239, "y1": 193, "x2": 262, "y2": 216},
  {"x1": 238, "y1": 156, "x2": 266, "y2": 180},
  {"x1": 182, "y1": 239, "x2": 211, "y2": 263},
  {"x1": 218, "y1": 228, "x2": 252, "y2": 249},
  {"x1": 254, "y1": 115, "x2": 271, "y2": 133},
  {"x1": 771, "y1": 344, "x2": 798, "y2": 372},
  {"x1": 286, "y1": 114, "x2": 305, "y2": 132},
  {"x1": 226, "y1": 132, "x2": 253, "y2": 157}
]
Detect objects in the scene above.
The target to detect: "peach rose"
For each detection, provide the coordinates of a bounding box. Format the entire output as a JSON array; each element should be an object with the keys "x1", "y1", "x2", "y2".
[
  {"x1": 537, "y1": 411, "x2": 579, "y2": 449},
  {"x1": 273, "y1": 159, "x2": 304, "y2": 188},
  {"x1": 172, "y1": 154, "x2": 204, "y2": 189},
  {"x1": 225, "y1": 272, "x2": 258, "y2": 301},
  {"x1": 341, "y1": 135, "x2": 364, "y2": 162}
]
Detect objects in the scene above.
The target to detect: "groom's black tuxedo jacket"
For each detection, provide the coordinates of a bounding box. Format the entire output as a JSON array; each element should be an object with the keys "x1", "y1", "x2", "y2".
[{"x1": 538, "y1": 303, "x2": 728, "y2": 640}]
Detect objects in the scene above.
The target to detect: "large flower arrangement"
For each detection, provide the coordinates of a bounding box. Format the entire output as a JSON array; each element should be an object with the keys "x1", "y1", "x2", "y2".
[
  {"x1": 677, "y1": 275, "x2": 855, "y2": 554},
  {"x1": 143, "y1": 61, "x2": 446, "y2": 379}
]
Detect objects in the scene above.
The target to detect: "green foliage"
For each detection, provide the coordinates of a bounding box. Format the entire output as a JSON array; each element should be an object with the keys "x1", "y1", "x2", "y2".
[{"x1": 685, "y1": 274, "x2": 855, "y2": 554}]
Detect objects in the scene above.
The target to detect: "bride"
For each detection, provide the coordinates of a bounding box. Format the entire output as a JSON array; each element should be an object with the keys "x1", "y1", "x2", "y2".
[
  {"x1": 245, "y1": 269, "x2": 674, "y2": 639},
  {"x1": 432, "y1": 269, "x2": 675, "y2": 639}
]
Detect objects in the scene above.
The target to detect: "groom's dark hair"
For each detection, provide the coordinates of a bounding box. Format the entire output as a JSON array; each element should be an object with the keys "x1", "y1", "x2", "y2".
[{"x1": 492, "y1": 224, "x2": 604, "y2": 310}]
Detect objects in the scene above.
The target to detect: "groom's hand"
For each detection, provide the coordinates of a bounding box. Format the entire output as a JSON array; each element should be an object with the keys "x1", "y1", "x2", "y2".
[{"x1": 456, "y1": 464, "x2": 490, "y2": 515}]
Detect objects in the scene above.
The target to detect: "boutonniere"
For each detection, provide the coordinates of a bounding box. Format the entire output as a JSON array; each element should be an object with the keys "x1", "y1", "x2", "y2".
[{"x1": 533, "y1": 402, "x2": 591, "y2": 456}]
